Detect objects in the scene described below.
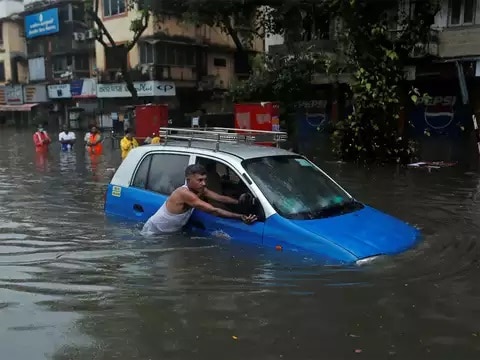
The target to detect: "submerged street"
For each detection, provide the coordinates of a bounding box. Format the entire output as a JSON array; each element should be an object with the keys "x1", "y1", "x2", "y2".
[{"x1": 1, "y1": 128, "x2": 480, "y2": 359}]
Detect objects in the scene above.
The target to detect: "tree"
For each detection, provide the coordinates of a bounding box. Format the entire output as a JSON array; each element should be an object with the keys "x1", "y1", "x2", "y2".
[
  {"x1": 196, "y1": 0, "x2": 440, "y2": 164},
  {"x1": 85, "y1": 0, "x2": 150, "y2": 100},
  {"x1": 329, "y1": 0, "x2": 440, "y2": 163}
]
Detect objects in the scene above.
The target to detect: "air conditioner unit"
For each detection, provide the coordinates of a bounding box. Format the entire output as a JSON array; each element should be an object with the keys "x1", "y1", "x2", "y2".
[
  {"x1": 85, "y1": 30, "x2": 95, "y2": 39},
  {"x1": 73, "y1": 32, "x2": 86, "y2": 41},
  {"x1": 214, "y1": 78, "x2": 226, "y2": 89},
  {"x1": 159, "y1": 66, "x2": 171, "y2": 79},
  {"x1": 140, "y1": 64, "x2": 151, "y2": 75}
]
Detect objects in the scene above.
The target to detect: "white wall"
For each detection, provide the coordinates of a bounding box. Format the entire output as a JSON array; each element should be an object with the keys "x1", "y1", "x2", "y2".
[
  {"x1": 433, "y1": 0, "x2": 480, "y2": 28},
  {"x1": 264, "y1": 33, "x2": 284, "y2": 52},
  {"x1": 0, "y1": 0, "x2": 24, "y2": 18}
]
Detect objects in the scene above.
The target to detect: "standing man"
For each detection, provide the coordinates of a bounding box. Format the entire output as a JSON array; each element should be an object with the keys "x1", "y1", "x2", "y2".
[
  {"x1": 33, "y1": 124, "x2": 51, "y2": 152},
  {"x1": 86, "y1": 125, "x2": 103, "y2": 155},
  {"x1": 120, "y1": 127, "x2": 139, "y2": 160},
  {"x1": 141, "y1": 164, "x2": 257, "y2": 235},
  {"x1": 59, "y1": 124, "x2": 76, "y2": 151}
]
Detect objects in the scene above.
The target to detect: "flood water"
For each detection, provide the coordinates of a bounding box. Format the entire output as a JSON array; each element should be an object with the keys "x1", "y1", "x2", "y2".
[{"x1": 1, "y1": 128, "x2": 480, "y2": 359}]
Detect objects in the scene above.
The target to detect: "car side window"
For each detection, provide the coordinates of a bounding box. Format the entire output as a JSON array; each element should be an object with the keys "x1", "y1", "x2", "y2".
[
  {"x1": 195, "y1": 156, "x2": 265, "y2": 220},
  {"x1": 132, "y1": 155, "x2": 152, "y2": 189},
  {"x1": 146, "y1": 154, "x2": 190, "y2": 195}
]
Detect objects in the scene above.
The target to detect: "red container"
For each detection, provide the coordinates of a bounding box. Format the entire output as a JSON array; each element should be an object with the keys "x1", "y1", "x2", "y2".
[
  {"x1": 234, "y1": 102, "x2": 280, "y2": 146},
  {"x1": 134, "y1": 104, "x2": 169, "y2": 142}
]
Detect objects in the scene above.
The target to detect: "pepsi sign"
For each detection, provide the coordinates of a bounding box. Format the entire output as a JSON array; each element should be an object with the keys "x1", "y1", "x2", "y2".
[
  {"x1": 408, "y1": 93, "x2": 469, "y2": 138},
  {"x1": 422, "y1": 96, "x2": 456, "y2": 130}
]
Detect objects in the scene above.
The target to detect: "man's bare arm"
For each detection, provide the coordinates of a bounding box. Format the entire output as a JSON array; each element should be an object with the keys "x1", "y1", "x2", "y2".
[
  {"x1": 204, "y1": 188, "x2": 239, "y2": 205},
  {"x1": 183, "y1": 191, "x2": 243, "y2": 220}
]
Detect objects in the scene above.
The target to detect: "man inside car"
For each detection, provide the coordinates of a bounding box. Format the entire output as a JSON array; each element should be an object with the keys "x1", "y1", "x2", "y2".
[{"x1": 141, "y1": 164, "x2": 257, "y2": 235}]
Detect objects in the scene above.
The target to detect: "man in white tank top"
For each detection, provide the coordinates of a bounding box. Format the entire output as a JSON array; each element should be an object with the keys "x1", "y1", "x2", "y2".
[{"x1": 141, "y1": 164, "x2": 257, "y2": 235}]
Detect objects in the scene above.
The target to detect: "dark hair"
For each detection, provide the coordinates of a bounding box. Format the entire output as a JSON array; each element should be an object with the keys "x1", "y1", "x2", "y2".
[
  {"x1": 185, "y1": 164, "x2": 206, "y2": 177},
  {"x1": 125, "y1": 127, "x2": 133, "y2": 135}
]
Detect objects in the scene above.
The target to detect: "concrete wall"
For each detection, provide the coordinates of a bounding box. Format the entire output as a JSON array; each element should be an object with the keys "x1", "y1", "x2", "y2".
[
  {"x1": 0, "y1": 0, "x2": 24, "y2": 18},
  {"x1": 0, "y1": 20, "x2": 27, "y2": 84},
  {"x1": 433, "y1": 0, "x2": 480, "y2": 58},
  {"x1": 95, "y1": 2, "x2": 264, "y2": 74}
]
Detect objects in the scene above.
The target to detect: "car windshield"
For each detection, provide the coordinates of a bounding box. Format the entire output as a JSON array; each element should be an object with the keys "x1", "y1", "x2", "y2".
[{"x1": 242, "y1": 155, "x2": 363, "y2": 220}]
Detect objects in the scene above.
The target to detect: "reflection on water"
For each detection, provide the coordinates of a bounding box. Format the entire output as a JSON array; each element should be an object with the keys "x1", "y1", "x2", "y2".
[{"x1": 1, "y1": 128, "x2": 480, "y2": 359}]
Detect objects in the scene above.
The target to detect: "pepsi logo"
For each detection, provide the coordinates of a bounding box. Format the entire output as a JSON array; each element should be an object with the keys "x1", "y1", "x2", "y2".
[{"x1": 423, "y1": 96, "x2": 456, "y2": 130}]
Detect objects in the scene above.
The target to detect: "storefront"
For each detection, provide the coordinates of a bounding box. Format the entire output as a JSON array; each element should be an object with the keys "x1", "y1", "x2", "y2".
[
  {"x1": 70, "y1": 78, "x2": 97, "y2": 129},
  {"x1": 47, "y1": 83, "x2": 72, "y2": 128},
  {"x1": 96, "y1": 80, "x2": 177, "y2": 131},
  {"x1": 0, "y1": 84, "x2": 41, "y2": 127}
]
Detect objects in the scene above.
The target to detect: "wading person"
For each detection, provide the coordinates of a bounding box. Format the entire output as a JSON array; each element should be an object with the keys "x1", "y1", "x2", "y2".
[
  {"x1": 141, "y1": 164, "x2": 257, "y2": 235},
  {"x1": 59, "y1": 124, "x2": 76, "y2": 151},
  {"x1": 120, "y1": 127, "x2": 139, "y2": 160},
  {"x1": 33, "y1": 124, "x2": 51, "y2": 152}
]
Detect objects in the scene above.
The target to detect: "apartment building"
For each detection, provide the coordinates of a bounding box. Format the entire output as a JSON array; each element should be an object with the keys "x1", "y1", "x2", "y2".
[
  {"x1": 0, "y1": 0, "x2": 30, "y2": 125},
  {"x1": 95, "y1": 0, "x2": 264, "y2": 120},
  {"x1": 263, "y1": 0, "x2": 480, "y2": 139}
]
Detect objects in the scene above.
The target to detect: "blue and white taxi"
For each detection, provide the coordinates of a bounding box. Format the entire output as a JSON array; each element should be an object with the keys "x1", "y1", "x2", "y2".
[{"x1": 104, "y1": 127, "x2": 421, "y2": 265}]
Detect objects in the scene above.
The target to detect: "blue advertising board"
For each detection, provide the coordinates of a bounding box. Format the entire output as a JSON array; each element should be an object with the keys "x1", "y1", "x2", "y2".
[
  {"x1": 25, "y1": 8, "x2": 59, "y2": 39},
  {"x1": 407, "y1": 88, "x2": 471, "y2": 138}
]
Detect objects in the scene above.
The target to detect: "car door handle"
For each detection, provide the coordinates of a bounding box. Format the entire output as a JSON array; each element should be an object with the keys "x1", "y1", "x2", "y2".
[{"x1": 133, "y1": 204, "x2": 144, "y2": 212}]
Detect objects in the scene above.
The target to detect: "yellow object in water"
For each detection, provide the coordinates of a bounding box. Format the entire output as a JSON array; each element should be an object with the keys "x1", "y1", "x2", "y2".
[{"x1": 120, "y1": 136, "x2": 139, "y2": 160}]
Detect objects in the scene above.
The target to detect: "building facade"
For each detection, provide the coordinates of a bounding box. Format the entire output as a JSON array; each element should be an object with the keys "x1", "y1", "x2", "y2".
[
  {"x1": 263, "y1": 0, "x2": 480, "y2": 139},
  {"x1": 94, "y1": 0, "x2": 264, "y2": 124},
  {"x1": 0, "y1": 0, "x2": 264, "y2": 129}
]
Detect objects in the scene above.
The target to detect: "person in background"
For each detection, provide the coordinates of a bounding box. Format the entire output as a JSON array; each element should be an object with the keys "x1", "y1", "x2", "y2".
[
  {"x1": 151, "y1": 132, "x2": 161, "y2": 144},
  {"x1": 120, "y1": 127, "x2": 139, "y2": 160},
  {"x1": 33, "y1": 124, "x2": 51, "y2": 152},
  {"x1": 59, "y1": 124, "x2": 76, "y2": 151},
  {"x1": 84, "y1": 124, "x2": 92, "y2": 149},
  {"x1": 86, "y1": 126, "x2": 103, "y2": 155}
]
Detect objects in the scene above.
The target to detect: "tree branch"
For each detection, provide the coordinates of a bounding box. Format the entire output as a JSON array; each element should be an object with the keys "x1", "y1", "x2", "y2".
[
  {"x1": 95, "y1": 32, "x2": 109, "y2": 48},
  {"x1": 127, "y1": 11, "x2": 150, "y2": 51},
  {"x1": 222, "y1": 15, "x2": 245, "y2": 51},
  {"x1": 85, "y1": 8, "x2": 116, "y2": 46}
]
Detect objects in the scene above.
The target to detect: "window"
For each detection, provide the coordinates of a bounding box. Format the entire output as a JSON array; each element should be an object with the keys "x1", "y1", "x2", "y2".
[
  {"x1": 105, "y1": 45, "x2": 126, "y2": 70},
  {"x1": 449, "y1": 0, "x2": 476, "y2": 25},
  {"x1": 155, "y1": 43, "x2": 196, "y2": 66},
  {"x1": 58, "y1": 5, "x2": 70, "y2": 23},
  {"x1": 195, "y1": 156, "x2": 263, "y2": 218},
  {"x1": 242, "y1": 155, "x2": 363, "y2": 220},
  {"x1": 52, "y1": 55, "x2": 73, "y2": 72},
  {"x1": 146, "y1": 154, "x2": 190, "y2": 194},
  {"x1": 103, "y1": 0, "x2": 126, "y2": 17},
  {"x1": 74, "y1": 54, "x2": 90, "y2": 70},
  {"x1": 139, "y1": 43, "x2": 154, "y2": 64},
  {"x1": 213, "y1": 58, "x2": 227, "y2": 67},
  {"x1": 132, "y1": 155, "x2": 152, "y2": 189},
  {"x1": 0, "y1": 62, "x2": 5, "y2": 82}
]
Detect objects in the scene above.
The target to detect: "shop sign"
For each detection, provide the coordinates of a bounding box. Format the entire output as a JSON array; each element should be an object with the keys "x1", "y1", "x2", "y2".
[{"x1": 97, "y1": 80, "x2": 176, "y2": 98}]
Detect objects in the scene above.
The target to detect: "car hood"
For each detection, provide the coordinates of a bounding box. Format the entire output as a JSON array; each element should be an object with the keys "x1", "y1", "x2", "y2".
[{"x1": 290, "y1": 204, "x2": 420, "y2": 259}]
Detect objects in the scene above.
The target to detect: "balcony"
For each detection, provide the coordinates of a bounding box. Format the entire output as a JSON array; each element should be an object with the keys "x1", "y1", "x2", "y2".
[
  {"x1": 388, "y1": 28, "x2": 440, "y2": 58},
  {"x1": 26, "y1": 22, "x2": 95, "y2": 58},
  {"x1": 268, "y1": 39, "x2": 337, "y2": 56},
  {"x1": 51, "y1": 23, "x2": 95, "y2": 55}
]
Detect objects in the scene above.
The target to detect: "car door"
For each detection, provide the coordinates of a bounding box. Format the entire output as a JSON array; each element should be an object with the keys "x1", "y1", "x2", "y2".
[
  {"x1": 123, "y1": 152, "x2": 193, "y2": 222},
  {"x1": 188, "y1": 155, "x2": 266, "y2": 245}
]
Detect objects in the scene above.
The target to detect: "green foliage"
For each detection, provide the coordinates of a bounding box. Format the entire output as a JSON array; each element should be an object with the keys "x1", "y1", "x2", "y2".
[
  {"x1": 329, "y1": 0, "x2": 440, "y2": 163},
  {"x1": 141, "y1": 0, "x2": 440, "y2": 163}
]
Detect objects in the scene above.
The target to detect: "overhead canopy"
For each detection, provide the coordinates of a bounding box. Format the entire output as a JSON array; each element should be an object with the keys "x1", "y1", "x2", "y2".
[{"x1": 0, "y1": 103, "x2": 39, "y2": 112}]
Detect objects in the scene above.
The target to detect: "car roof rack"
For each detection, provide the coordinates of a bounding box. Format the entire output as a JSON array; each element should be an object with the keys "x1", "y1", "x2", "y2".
[{"x1": 159, "y1": 127, "x2": 288, "y2": 151}]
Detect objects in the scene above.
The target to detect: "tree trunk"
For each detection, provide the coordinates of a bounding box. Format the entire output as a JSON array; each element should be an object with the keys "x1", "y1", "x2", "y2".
[{"x1": 119, "y1": 48, "x2": 138, "y2": 102}]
